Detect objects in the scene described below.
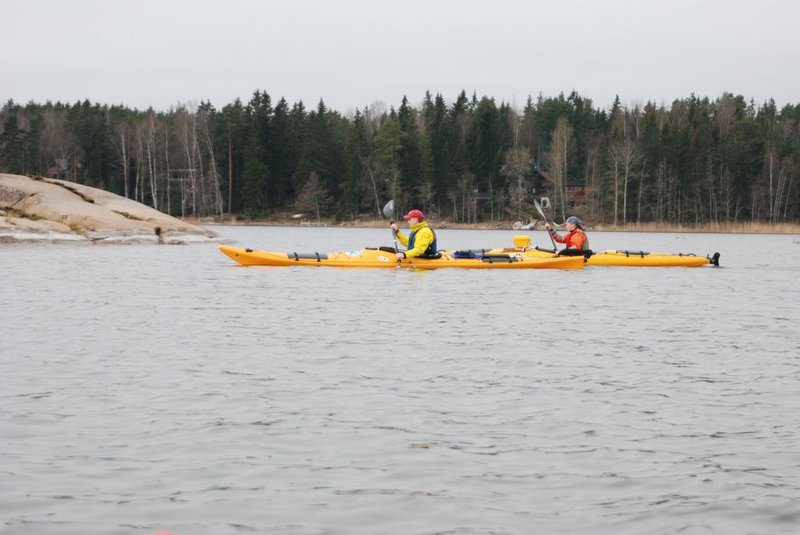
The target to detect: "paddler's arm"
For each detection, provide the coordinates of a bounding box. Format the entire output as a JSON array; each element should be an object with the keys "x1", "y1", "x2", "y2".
[
  {"x1": 390, "y1": 223, "x2": 410, "y2": 247},
  {"x1": 545, "y1": 223, "x2": 566, "y2": 244}
]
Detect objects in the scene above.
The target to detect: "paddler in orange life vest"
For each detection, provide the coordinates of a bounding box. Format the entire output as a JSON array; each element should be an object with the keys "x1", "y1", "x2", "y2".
[
  {"x1": 390, "y1": 209, "x2": 438, "y2": 262},
  {"x1": 545, "y1": 215, "x2": 590, "y2": 253}
]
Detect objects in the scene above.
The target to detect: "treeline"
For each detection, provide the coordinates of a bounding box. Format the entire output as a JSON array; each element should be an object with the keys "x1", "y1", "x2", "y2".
[{"x1": 1, "y1": 90, "x2": 798, "y2": 224}]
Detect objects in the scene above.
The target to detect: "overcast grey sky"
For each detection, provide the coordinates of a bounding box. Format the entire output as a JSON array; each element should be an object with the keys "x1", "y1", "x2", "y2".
[{"x1": 3, "y1": 0, "x2": 798, "y2": 113}]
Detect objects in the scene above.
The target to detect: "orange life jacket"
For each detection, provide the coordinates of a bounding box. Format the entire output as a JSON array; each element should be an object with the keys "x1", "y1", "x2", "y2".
[{"x1": 551, "y1": 228, "x2": 589, "y2": 250}]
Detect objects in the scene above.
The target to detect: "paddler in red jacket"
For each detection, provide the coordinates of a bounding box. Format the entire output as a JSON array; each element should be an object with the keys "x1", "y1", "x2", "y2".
[{"x1": 545, "y1": 216, "x2": 590, "y2": 253}]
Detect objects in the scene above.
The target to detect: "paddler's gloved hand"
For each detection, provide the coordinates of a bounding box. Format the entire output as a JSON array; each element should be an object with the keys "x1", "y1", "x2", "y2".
[
  {"x1": 390, "y1": 223, "x2": 399, "y2": 233},
  {"x1": 396, "y1": 252, "x2": 406, "y2": 261}
]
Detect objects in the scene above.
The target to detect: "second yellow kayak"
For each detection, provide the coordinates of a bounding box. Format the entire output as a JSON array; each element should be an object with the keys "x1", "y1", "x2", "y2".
[{"x1": 482, "y1": 236, "x2": 720, "y2": 267}]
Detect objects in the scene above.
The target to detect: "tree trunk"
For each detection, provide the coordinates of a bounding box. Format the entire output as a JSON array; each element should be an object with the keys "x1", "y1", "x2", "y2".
[
  {"x1": 362, "y1": 157, "x2": 382, "y2": 217},
  {"x1": 612, "y1": 158, "x2": 620, "y2": 226},
  {"x1": 228, "y1": 129, "x2": 233, "y2": 215},
  {"x1": 204, "y1": 121, "x2": 224, "y2": 218}
]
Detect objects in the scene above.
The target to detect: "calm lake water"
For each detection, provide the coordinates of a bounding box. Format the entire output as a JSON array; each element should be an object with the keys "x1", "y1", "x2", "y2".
[{"x1": 2, "y1": 226, "x2": 799, "y2": 535}]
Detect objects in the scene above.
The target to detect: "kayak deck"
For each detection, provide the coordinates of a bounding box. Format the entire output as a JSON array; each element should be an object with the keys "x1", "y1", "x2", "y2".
[{"x1": 219, "y1": 245, "x2": 584, "y2": 269}]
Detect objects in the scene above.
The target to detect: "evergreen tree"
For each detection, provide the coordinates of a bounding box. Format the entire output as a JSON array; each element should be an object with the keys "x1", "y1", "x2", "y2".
[
  {"x1": 397, "y1": 96, "x2": 422, "y2": 206},
  {"x1": 467, "y1": 96, "x2": 502, "y2": 220},
  {"x1": 270, "y1": 98, "x2": 294, "y2": 207},
  {"x1": 372, "y1": 113, "x2": 402, "y2": 207},
  {"x1": 447, "y1": 91, "x2": 472, "y2": 221},
  {"x1": 288, "y1": 100, "x2": 309, "y2": 197},
  {"x1": 216, "y1": 98, "x2": 246, "y2": 213},
  {"x1": 427, "y1": 94, "x2": 450, "y2": 214},
  {"x1": 341, "y1": 108, "x2": 375, "y2": 218},
  {"x1": 240, "y1": 134, "x2": 270, "y2": 216},
  {"x1": 0, "y1": 106, "x2": 27, "y2": 173}
]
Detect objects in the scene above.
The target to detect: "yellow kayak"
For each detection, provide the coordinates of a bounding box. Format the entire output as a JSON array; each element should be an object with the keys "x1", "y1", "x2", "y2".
[
  {"x1": 527, "y1": 248, "x2": 718, "y2": 267},
  {"x1": 483, "y1": 236, "x2": 720, "y2": 267},
  {"x1": 219, "y1": 245, "x2": 584, "y2": 270},
  {"x1": 588, "y1": 249, "x2": 718, "y2": 267}
]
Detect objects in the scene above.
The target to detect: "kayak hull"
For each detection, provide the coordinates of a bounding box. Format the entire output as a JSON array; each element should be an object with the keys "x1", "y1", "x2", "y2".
[
  {"x1": 488, "y1": 247, "x2": 717, "y2": 267},
  {"x1": 219, "y1": 246, "x2": 584, "y2": 270},
  {"x1": 586, "y1": 250, "x2": 715, "y2": 267}
]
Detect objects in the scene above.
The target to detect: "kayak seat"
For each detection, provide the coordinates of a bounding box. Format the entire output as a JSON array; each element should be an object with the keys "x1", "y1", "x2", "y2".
[
  {"x1": 366, "y1": 246, "x2": 440, "y2": 259},
  {"x1": 556, "y1": 249, "x2": 593, "y2": 258}
]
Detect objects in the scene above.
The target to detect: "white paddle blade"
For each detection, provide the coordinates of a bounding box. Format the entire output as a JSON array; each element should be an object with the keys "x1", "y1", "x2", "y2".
[
  {"x1": 382, "y1": 200, "x2": 395, "y2": 219},
  {"x1": 533, "y1": 199, "x2": 547, "y2": 220}
]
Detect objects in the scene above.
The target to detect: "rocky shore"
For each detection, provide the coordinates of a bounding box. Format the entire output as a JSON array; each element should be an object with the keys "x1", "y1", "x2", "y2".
[{"x1": 0, "y1": 173, "x2": 218, "y2": 244}]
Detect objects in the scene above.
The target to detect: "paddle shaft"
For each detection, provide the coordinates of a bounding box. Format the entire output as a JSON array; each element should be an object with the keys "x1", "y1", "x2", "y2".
[
  {"x1": 382, "y1": 200, "x2": 403, "y2": 266},
  {"x1": 390, "y1": 221, "x2": 402, "y2": 261},
  {"x1": 534, "y1": 199, "x2": 558, "y2": 250}
]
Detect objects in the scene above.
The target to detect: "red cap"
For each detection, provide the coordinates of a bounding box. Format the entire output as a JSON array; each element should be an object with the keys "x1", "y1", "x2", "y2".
[{"x1": 402, "y1": 209, "x2": 424, "y2": 221}]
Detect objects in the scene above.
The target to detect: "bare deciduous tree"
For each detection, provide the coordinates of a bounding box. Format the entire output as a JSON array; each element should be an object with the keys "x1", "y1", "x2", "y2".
[
  {"x1": 39, "y1": 109, "x2": 70, "y2": 179},
  {"x1": 608, "y1": 137, "x2": 639, "y2": 225},
  {"x1": 295, "y1": 171, "x2": 330, "y2": 222},
  {"x1": 546, "y1": 117, "x2": 572, "y2": 221},
  {"x1": 500, "y1": 147, "x2": 533, "y2": 221},
  {"x1": 110, "y1": 121, "x2": 131, "y2": 198}
]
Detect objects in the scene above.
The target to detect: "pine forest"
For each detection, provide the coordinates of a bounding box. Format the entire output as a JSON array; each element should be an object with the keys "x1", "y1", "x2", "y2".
[{"x1": 1, "y1": 90, "x2": 798, "y2": 226}]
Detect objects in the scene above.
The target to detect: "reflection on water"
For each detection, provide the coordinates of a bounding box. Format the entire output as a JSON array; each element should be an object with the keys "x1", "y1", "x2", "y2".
[{"x1": 2, "y1": 227, "x2": 799, "y2": 534}]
